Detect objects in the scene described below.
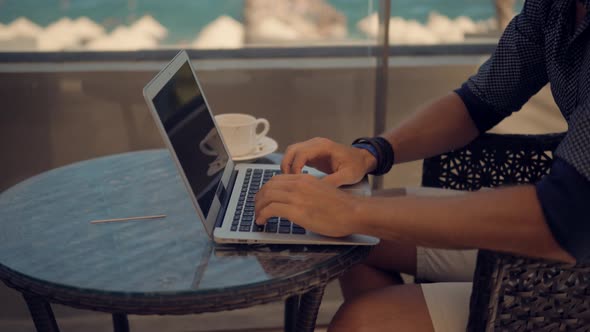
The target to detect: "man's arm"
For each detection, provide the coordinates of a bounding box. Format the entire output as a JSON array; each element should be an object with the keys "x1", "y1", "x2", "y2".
[
  {"x1": 263, "y1": 0, "x2": 579, "y2": 263},
  {"x1": 381, "y1": 92, "x2": 479, "y2": 164},
  {"x1": 254, "y1": 174, "x2": 575, "y2": 263},
  {"x1": 381, "y1": 0, "x2": 550, "y2": 164},
  {"x1": 355, "y1": 185, "x2": 576, "y2": 263},
  {"x1": 279, "y1": 92, "x2": 480, "y2": 186}
]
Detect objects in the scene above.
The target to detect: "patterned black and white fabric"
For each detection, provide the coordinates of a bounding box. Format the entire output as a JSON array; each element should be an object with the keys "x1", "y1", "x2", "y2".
[{"x1": 455, "y1": 0, "x2": 590, "y2": 261}]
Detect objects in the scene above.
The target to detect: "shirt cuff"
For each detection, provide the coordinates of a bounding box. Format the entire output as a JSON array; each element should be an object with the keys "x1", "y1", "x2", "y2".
[
  {"x1": 454, "y1": 82, "x2": 506, "y2": 133},
  {"x1": 536, "y1": 157, "x2": 590, "y2": 262}
]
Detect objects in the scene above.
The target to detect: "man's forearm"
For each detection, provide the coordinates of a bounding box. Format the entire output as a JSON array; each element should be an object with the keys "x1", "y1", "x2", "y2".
[
  {"x1": 383, "y1": 92, "x2": 479, "y2": 164},
  {"x1": 354, "y1": 185, "x2": 575, "y2": 263}
]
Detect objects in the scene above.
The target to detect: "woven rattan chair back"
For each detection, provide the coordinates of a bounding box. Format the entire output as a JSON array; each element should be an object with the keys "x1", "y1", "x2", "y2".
[
  {"x1": 422, "y1": 133, "x2": 564, "y2": 190},
  {"x1": 421, "y1": 132, "x2": 590, "y2": 332}
]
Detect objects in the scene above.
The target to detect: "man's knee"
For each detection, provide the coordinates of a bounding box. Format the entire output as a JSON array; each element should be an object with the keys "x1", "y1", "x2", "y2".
[
  {"x1": 329, "y1": 285, "x2": 434, "y2": 332},
  {"x1": 339, "y1": 241, "x2": 418, "y2": 301},
  {"x1": 329, "y1": 295, "x2": 381, "y2": 332},
  {"x1": 364, "y1": 240, "x2": 417, "y2": 276}
]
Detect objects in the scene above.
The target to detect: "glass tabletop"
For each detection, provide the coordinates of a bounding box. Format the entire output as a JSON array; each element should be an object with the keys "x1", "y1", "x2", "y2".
[{"x1": 0, "y1": 150, "x2": 358, "y2": 297}]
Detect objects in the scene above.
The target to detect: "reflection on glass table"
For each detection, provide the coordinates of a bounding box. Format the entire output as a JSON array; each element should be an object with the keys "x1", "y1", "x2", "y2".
[{"x1": 0, "y1": 149, "x2": 370, "y2": 332}]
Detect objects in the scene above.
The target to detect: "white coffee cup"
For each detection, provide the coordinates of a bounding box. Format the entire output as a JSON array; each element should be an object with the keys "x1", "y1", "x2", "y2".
[{"x1": 215, "y1": 113, "x2": 270, "y2": 157}]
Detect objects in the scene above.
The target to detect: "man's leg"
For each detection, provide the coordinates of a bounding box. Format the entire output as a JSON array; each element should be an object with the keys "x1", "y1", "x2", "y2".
[
  {"x1": 329, "y1": 284, "x2": 435, "y2": 332},
  {"x1": 330, "y1": 281, "x2": 474, "y2": 332},
  {"x1": 339, "y1": 239, "x2": 417, "y2": 300},
  {"x1": 335, "y1": 240, "x2": 477, "y2": 332}
]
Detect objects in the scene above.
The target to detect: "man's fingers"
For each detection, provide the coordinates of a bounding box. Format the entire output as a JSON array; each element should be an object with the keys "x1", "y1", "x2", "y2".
[
  {"x1": 255, "y1": 178, "x2": 302, "y2": 215},
  {"x1": 263, "y1": 173, "x2": 315, "y2": 183},
  {"x1": 282, "y1": 143, "x2": 313, "y2": 174},
  {"x1": 255, "y1": 202, "x2": 299, "y2": 225},
  {"x1": 290, "y1": 151, "x2": 310, "y2": 174},
  {"x1": 281, "y1": 137, "x2": 333, "y2": 174},
  {"x1": 255, "y1": 175, "x2": 315, "y2": 224},
  {"x1": 255, "y1": 188, "x2": 296, "y2": 215},
  {"x1": 281, "y1": 144, "x2": 298, "y2": 174}
]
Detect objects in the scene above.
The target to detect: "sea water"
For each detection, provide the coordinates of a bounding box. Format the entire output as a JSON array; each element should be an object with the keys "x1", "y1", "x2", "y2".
[{"x1": 0, "y1": 0, "x2": 524, "y2": 43}]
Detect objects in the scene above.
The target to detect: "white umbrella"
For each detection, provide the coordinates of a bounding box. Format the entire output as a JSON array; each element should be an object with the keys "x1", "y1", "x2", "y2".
[
  {"x1": 8, "y1": 17, "x2": 42, "y2": 38},
  {"x1": 38, "y1": 18, "x2": 81, "y2": 51},
  {"x1": 357, "y1": 12, "x2": 378, "y2": 39},
  {"x1": 402, "y1": 19, "x2": 439, "y2": 44},
  {"x1": 0, "y1": 20, "x2": 38, "y2": 50},
  {"x1": 476, "y1": 18, "x2": 498, "y2": 34},
  {"x1": 0, "y1": 23, "x2": 9, "y2": 38},
  {"x1": 249, "y1": 16, "x2": 300, "y2": 42},
  {"x1": 192, "y1": 15, "x2": 244, "y2": 49},
  {"x1": 130, "y1": 15, "x2": 167, "y2": 40},
  {"x1": 74, "y1": 17, "x2": 106, "y2": 41},
  {"x1": 86, "y1": 26, "x2": 158, "y2": 51},
  {"x1": 37, "y1": 32, "x2": 81, "y2": 51},
  {"x1": 426, "y1": 12, "x2": 464, "y2": 43},
  {"x1": 454, "y1": 16, "x2": 478, "y2": 34},
  {"x1": 0, "y1": 26, "x2": 16, "y2": 41},
  {"x1": 45, "y1": 17, "x2": 74, "y2": 32},
  {"x1": 358, "y1": 14, "x2": 439, "y2": 44}
]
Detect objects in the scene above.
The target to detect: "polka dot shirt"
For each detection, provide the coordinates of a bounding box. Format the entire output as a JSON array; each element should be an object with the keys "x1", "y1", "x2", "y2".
[{"x1": 455, "y1": 0, "x2": 590, "y2": 261}]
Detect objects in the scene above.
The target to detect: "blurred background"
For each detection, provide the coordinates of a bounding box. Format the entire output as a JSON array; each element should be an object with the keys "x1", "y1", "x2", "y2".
[
  {"x1": 0, "y1": 1, "x2": 566, "y2": 331},
  {"x1": 0, "y1": 0, "x2": 518, "y2": 51}
]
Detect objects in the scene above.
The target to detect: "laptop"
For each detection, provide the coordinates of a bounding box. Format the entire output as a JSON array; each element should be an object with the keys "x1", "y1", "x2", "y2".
[{"x1": 143, "y1": 50, "x2": 379, "y2": 246}]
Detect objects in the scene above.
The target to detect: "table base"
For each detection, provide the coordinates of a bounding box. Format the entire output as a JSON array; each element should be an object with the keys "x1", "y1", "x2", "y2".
[
  {"x1": 112, "y1": 313, "x2": 130, "y2": 332},
  {"x1": 21, "y1": 285, "x2": 327, "y2": 332},
  {"x1": 23, "y1": 294, "x2": 60, "y2": 332}
]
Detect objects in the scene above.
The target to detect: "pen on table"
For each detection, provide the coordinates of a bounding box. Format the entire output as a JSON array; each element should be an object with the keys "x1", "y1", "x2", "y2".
[{"x1": 90, "y1": 214, "x2": 167, "y2": 224}]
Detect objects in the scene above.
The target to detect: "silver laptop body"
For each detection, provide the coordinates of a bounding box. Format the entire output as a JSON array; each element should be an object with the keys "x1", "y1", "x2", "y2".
[{"x1": 143, "y1": 50, "x2": 378, "y2": 246}]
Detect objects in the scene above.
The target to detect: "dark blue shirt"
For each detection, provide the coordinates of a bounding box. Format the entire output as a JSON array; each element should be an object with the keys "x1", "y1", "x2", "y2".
[{"x1": 455, "y1": 0, "x2": 590, "y2": 262}]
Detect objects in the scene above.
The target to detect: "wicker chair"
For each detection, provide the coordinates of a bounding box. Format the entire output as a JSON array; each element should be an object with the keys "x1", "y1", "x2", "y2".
[{"x1": 421, "y1": 132, "x2": 590, "y2": 331}]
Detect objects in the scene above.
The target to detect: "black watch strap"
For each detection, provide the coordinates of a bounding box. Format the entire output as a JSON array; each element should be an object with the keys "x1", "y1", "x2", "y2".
[{"x1": 352, "y1": 137, "x2": 395, "y2": 175}]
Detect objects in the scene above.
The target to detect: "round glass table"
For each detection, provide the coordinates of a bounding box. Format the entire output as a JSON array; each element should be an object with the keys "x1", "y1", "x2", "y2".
[{"x1": 0, "y1": 150, "x2": 370, "y2": 332}]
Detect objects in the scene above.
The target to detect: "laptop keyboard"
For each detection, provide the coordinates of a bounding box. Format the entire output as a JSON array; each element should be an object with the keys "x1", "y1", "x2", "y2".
[{"x1": 230, "y1": 168, "x2": 307, "y2": 235}]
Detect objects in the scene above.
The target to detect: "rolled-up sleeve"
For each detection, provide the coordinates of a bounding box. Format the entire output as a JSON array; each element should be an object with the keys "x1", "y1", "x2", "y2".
[
  {"x1": 455, "y1": 0, "x2": 550, "y2": 133},
  {"x1": 536, "y1": 158, "x2": 590, "y2": 262},
  {"x1": 537, "y1": 98, "x2": 590, "y2": 262}
]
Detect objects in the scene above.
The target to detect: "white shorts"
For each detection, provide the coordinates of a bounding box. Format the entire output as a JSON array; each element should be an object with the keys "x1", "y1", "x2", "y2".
[{"x1": 416, "y1": 247, "x2": 478, "y2": 332}]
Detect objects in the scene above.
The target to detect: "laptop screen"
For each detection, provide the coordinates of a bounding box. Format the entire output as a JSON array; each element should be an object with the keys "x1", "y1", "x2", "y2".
[{"x1": 152, "y1": 62, "x2": 229, "y2": 218}]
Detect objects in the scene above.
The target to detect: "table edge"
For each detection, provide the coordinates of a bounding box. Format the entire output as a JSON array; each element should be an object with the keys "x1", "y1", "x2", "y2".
[{"x1": 0, "y1": 246, "x2": 371, "y2": 315}]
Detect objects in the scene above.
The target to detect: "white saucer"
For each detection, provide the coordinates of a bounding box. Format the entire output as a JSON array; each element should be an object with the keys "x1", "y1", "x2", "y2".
[{"x1": 232, "y1": 136, "x2": 278, "y2": 162}]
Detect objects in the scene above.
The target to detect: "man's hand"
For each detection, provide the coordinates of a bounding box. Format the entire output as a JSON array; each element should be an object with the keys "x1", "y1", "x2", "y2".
[
  {"x1": 254, "y1": 174, "x2": 362, "y2": 237},
  {"x1": 281, "y1": 137, "x2": 377, "y2": 187}
]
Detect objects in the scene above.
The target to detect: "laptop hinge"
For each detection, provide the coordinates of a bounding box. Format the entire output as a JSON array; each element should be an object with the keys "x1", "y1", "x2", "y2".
[{"x1": 214, "y1": 170, "x2": 238, "y2": 228}]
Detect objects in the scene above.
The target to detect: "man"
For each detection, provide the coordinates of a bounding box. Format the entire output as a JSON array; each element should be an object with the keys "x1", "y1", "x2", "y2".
[{"x1": 254, "y1": 0, "x2": 590, "y2": 330}]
